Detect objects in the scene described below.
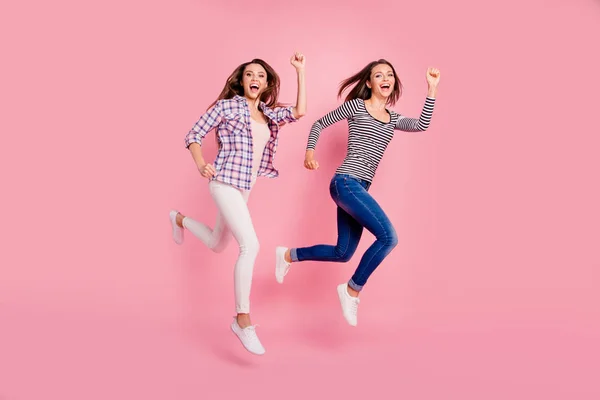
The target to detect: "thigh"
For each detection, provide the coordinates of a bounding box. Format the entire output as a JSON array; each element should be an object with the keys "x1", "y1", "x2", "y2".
[
  {"x1": 336, "y1": 205, "x2": 364, "y2": 253},
  {"x1": 334, "y1": 176, "x2": 394, "y2": 238},
  {"x1": 210, "y1": 212, "x2": 232, "y2": 251},
  {"x1": 209, "y1": 181, "x2": 257, "y2": 245}
]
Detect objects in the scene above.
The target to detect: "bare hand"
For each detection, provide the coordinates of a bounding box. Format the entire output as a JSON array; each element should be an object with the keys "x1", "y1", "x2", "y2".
[
  {"x1": 426, "y1": 67, "x2": 441, "y2": 87},
  {"x1": 290, "y1": 52, "x2": 306, "y2": 70},
  {"x1": 304, "y1": 158, "x2": 319, "y2": 170},
  {"x1": 199, "y1": 163, "x2": 216, "y2": 179}
]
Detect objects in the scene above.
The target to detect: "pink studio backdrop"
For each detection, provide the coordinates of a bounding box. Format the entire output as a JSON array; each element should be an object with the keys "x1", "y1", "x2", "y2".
[{"x1": 1, "y1": 0, "x2": 599, "y2": 399}]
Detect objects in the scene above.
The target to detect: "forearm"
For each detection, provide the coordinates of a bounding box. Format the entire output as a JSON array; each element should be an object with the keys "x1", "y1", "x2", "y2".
[
  {"x1": 305, "y1": 100, "x2": 357, "y2": 151},
  {"x1": 306, "y1": 120, "x2": 324, "y2": 151},
  {"x1": 427, "y1": 85, "x2": 438, "y2": 98},
  {"x1": 417, "y1": 96, "x2": 435, "y2": 130},
  {"x1": 395, "y1": 97, "x2": 436, "y2": 132},
  {"x1": 188, "y1": 143, "x2": 207, "y2": 168},
  {"x1": 293, "y1": 69, "x2": 306, "y2": 118}
]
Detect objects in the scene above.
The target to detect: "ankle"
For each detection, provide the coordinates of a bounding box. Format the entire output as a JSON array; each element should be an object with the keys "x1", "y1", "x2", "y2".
[
  {"x1": 284, "y1": 249, "x2": 292, "y2": 263},
  {"x1": 347, "y1": 285, "x2": 360, "y2": 298},
  {"x1": 236, "y1": 313, "x2": 251, "y2": 328},
  {"x1": 176, "y1": 213, "x2": 185, "y2": 228}
]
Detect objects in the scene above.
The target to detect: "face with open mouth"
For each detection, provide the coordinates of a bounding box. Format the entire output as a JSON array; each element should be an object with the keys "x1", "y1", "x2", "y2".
[
  {"x1": 367, "y1": 63, "x2": 396, "y2": 100},
  {"x1": 241, "y1": 63, "x2": 268, "y2": 101}
]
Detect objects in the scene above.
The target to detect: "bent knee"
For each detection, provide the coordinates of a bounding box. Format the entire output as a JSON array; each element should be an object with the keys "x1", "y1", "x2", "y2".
[
  {"x1": 239, "y1": 236, "x2": 260, "y2": 256},
  {"x1": 209, "y1": 237, "x2": 230, "y2": 253},
  {"x1": 212, "y1": 244, "x2": 227, "y2": 254},
  {"x1": 382, "y1": 229, "x2": 398, "y2": 248},
  {"x1": 335, "y1": 247, "x2": 355, "y2": 262}
]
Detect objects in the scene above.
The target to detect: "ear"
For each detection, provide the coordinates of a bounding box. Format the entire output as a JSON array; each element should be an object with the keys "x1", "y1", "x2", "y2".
[{"x1": 366, "y1": 80, "x2": 372, "y2": 89}]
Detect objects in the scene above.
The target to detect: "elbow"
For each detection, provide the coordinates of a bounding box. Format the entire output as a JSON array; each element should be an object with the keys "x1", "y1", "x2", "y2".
[{"x1": 294, "y1": 108, "x2": 306, "y2": 119}]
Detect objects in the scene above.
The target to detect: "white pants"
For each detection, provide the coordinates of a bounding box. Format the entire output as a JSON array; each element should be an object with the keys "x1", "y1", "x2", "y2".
[{"x1": 182, "y1": 179, "x2": 259, "y2": 314}]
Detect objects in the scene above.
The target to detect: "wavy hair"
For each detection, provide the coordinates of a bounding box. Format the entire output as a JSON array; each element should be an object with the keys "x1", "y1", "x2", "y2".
[
  {"x1": 208, "y1": 58, "x2": 281, "y2": 110},
  {"x1": 338, "y1": 59, "x2": 403, "y2": 106}
]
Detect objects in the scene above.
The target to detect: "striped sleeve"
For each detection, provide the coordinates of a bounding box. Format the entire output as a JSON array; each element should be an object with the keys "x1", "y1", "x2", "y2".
[
  {"x1": 306, "y1": 99, "x2": 360, "y2": 150},
  {"x1": 394, "y1": 97, "x2": 436, "y2": 132}
]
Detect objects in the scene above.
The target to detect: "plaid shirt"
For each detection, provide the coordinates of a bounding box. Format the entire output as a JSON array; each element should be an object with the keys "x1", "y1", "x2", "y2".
[{"x1": 185, "y1": 95, "x2": 297, "y2": 190}]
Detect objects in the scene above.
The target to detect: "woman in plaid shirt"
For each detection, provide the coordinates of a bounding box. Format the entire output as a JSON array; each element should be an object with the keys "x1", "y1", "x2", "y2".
[{"x1": 170, "y1": 53, "x2": 306, "y2": 355}]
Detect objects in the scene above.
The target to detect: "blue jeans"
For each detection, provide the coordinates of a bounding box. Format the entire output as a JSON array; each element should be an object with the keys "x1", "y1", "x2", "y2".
[{"x1": 291, "y1": 174, "x2": 398, "y2": 291}]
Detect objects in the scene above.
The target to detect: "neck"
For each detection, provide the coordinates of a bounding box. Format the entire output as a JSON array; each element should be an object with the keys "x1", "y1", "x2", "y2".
[
  {"x1": 366, "y1": 95, "x2": 387, "y2": 110},
  {"x1": 245, "y1": 95, "x2": 261, "y2": 110}
]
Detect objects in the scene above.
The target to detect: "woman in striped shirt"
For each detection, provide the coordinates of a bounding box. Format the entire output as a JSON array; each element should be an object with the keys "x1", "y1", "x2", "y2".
[
  {"x1": 170, "y1": 53, "x2": 306, "y2": 355},
  {"x1": 275, "y1": 59, "x2": 440, "y2": 326}
]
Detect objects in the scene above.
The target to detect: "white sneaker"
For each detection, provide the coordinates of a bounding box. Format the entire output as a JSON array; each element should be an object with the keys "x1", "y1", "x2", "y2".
[
  {"x1": 337, "y1": 283, "x2": 360, "y2": 326},
  {"x1": 230, "y1": 318, "x2": 266, "y2": 355},
  {"x1": 275, "y1": 246, "x2": 291, "y2": 284},
  {"x1": 169, "y1": 210, "x2": 184, "y2": 245}
]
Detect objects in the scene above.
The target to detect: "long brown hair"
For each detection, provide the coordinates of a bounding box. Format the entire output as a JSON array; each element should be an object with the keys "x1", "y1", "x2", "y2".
[
  {"x1": 338, "y1": 59, "x2": 403, "y2": 106},
  {"x1": 208, "y1": 58, "x2": 281, "y2": 110}
]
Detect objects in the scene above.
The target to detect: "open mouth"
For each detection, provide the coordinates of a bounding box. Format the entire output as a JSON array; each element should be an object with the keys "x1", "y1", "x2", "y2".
[
  {"x1": 380, "y1": 83, "x2": 391, "y2": 91},
  {"x1": 250, "y1": 83, "x2": 260, "y2": 93}
]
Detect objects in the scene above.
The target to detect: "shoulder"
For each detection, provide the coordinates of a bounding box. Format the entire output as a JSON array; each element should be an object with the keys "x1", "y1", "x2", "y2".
[
  {"x1": 261, "y1": 103, "x2": 277, "y2": 113},
  {"x1": 345, "y1": 98, "x2": 363, "y2": 108},
  {"x1": 217, "y1": 97, "x2": 242, "y2": 107},
  {"x1": 217, "y1": 96, "x2": 247, "y2": 116},
  {"x1": 336, "y1": 98, "x2": 363, "y2": 115}
]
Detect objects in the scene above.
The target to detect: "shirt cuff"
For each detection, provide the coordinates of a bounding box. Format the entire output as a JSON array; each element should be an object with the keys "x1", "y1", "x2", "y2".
[{"x1": 286, "y1": 106, "x2": 298, "y2": 122}]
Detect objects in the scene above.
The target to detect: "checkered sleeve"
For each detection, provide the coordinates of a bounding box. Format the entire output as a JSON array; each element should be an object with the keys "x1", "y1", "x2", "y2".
[
  {"x1": 184, "y1": 102, "x2": 223, "y2": 148},
  {"x1": 271, "y1": 105, "x2": 298, "y2": 125}
]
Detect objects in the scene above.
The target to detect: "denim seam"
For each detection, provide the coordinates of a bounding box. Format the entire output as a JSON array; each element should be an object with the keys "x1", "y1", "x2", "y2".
[
  {"x1": 342, "y1": 177, "x2": 389, "y2": 243},
  {"x1": 342, "y1": 177, "x2": 391, "y2": 285},
  {"x1": 332, "y1": 178, "x2": 353, "y2": 260}
]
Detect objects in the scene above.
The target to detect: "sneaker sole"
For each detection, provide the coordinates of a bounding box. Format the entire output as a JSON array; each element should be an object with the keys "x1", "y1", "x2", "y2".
[
  {"x1": 275, "y1": 247, "x2": 287, "y2": 284},
  {"x1": 170, "y1": 211, "x2": 183, "y2": 245},
  {"x1": 230, "y1": 323, "x2": 265, "y2": 356}
]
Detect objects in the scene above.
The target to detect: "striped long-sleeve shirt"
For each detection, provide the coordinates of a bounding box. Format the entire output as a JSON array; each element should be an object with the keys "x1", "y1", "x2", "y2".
[{"x1": 307, "y1": 97, "x2": 436, "y2": 182}]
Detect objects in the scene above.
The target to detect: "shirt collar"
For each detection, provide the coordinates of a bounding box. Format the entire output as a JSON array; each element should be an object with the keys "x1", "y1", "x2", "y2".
[{"x1": 233, "y1": 95, "x2": 274, "y2": 118}]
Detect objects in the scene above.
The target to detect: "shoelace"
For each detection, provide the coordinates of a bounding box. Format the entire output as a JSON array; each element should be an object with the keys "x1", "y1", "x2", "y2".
[
  {"x1": 243, "y1": 325, "x2": 261, "y2": 343},
  {"x1": 349, "y1": 299, "x2": 359, "y2": 315},
  {"x1": 279, "y1": 257, "x2": 290, "y2": 274}
]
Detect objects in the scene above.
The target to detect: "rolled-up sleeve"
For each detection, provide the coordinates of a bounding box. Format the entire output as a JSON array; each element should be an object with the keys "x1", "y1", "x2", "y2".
[
  {"x1": 184, "y1": 102, "x2": 222, "y2": 148},
  {"x1": 272, "y1": 105, "x2": 297, "y2": 125}
]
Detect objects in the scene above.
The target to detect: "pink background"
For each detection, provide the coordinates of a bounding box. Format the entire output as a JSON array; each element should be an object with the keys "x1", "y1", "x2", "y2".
[{"x1": 1, "y1": 0, "x2": 599, "y2": 398}]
